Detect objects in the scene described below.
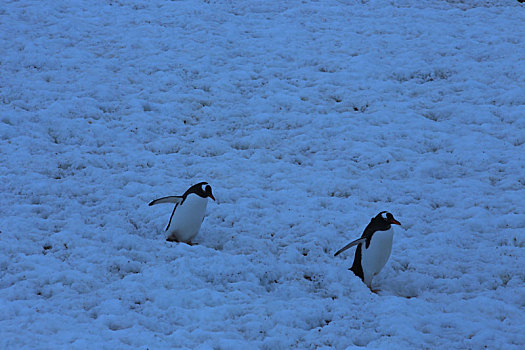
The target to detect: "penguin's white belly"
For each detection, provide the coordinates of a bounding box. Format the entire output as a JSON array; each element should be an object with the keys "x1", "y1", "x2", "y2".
[
  {"x1": 362, "y1": 227, "x2": 394, "y2": 287},
  {"x1": 168, "y1": 195, "x2": 208, "y2": 242}
]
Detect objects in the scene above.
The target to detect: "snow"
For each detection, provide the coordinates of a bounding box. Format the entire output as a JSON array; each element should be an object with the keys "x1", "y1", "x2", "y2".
[{"x1": 1, "y1": 0, "x2": 524, "y2": 348}]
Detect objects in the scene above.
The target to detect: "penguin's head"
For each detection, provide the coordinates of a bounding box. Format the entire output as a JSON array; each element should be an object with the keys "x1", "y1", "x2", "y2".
[
  {"x1": 203, "y1": 183, "x2": 215, "y2": 201},
  {"x1": 378, "y1": 211, "x2": 401, "y2": 226},
  {"x1": 189, "y1": 182, "x2": 216, "y2": 201}
]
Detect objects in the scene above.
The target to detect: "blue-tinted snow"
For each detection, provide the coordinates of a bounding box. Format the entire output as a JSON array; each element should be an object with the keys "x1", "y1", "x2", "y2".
[{"x1": 1, "y1": 0, "x2": 524, "y2": 348}]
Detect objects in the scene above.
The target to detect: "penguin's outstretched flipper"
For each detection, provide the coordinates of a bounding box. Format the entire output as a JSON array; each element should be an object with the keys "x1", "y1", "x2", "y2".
[
  {"x1": 149, "y1": 196, "x2": 183, "y2": 206},
  {"x1": 334, "y1": 238, "x2": 366, "y2": 256}
]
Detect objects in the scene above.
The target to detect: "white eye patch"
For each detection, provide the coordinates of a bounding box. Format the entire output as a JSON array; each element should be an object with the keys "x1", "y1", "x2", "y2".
[{"x1": 381, "y1": 212, "x2": 388, "y2": 219}]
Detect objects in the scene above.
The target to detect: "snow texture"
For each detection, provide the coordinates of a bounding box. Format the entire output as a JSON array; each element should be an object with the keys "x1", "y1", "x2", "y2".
[{"x1": 1, "y1": 0, "x2": 524, "y2": 348}]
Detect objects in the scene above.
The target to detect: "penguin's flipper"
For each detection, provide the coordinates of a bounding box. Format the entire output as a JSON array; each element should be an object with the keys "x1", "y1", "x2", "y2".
[
  {"x1": 149, "y1": 196, "x2": 183, "y2": 206},
  {"x1": 334, "y1": 237, "x2": 366, "y2": 257}
]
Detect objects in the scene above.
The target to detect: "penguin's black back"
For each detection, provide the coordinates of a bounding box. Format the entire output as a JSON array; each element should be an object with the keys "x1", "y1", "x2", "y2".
[{"x1": 350, "y1": 244, "x2": 364, "y2": 281}]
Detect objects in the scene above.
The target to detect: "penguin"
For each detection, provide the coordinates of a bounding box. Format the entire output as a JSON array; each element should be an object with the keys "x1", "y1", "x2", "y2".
[
  {"x1": 149, "y1": 182, "x2": 215, "y2": 244},
  {"x1": 334, "y1": 211, "x2": 401, "y2": 289}
]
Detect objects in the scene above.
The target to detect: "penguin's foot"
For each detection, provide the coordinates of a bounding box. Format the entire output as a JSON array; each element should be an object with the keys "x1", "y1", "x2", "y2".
[
  {"x1": 166, "y1": 235, "x2": 179, "y2": 243},
  {"x1": 166, "y1": 236, "x2": 198, "y2": 246},
  {"x1": 370, "y1": 288, "x2": 381, "y2": 294}
]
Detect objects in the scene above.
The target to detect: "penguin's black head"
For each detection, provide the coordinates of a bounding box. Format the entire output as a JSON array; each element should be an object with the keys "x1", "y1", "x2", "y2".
[
  {"x1": 378, "y1": 211, "x2": 401, "y2": 226},
  {"x1": 204, "y1": 184, "x2": 215, "y2": 201},
  {"x1": 187, "y1": 182, "x2": 215, "y2": 201}
]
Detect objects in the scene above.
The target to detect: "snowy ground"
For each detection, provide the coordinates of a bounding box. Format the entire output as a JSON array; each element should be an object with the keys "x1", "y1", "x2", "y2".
[{"x1": 1, "y1": 0, "x2": 524, "y2": 348}]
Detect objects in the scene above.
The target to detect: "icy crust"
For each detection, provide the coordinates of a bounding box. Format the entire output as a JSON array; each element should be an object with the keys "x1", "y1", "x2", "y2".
[{"x1": 1, "y1": 0, "x2": 524, "y2": 348}]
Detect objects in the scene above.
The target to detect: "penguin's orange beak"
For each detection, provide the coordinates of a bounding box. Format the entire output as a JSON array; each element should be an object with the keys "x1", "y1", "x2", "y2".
[
  {"x1": 391, "y1": 219, "x2": 401, "y2": 225},
  {"x1": 209, "y1": 194, "x2": 216, "y2": 201}
]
